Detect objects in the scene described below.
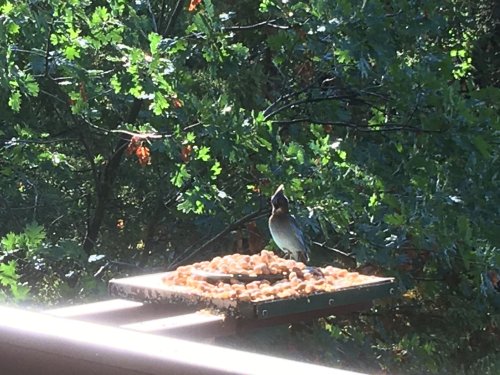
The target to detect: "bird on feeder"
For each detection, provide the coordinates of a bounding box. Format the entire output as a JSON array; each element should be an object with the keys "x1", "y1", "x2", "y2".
[{"x1": 268, "y1": 184, "x2": 310, "y2": 264}]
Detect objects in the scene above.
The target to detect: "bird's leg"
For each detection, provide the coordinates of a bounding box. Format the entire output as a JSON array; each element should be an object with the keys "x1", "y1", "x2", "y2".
[{"x1": 305, "y1": 266, "x2": 324, "y2": 278}]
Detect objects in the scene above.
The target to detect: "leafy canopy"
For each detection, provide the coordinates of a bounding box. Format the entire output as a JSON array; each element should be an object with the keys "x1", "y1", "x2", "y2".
[{"x1": 0, "y1": 0, "x2": 499, "y2": 373}]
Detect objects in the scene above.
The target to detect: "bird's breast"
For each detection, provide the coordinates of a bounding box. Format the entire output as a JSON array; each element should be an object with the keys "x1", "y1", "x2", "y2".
[{"x1": 269, "y1": 215, "x2": 304, "y2": 254}]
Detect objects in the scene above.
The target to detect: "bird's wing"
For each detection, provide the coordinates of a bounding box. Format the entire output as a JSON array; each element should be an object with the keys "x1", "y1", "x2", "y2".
[
  {"x1": 269, "y1": 212, "x2": 310, "y2": 262},
  {"x1": 288, "y1": 215, "x2": 309, "y2": 256}
]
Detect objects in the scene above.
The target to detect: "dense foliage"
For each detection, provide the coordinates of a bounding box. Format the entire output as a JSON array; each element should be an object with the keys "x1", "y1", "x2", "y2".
[{"x1": 1, "y1": 0, "x2": 499, "y2": 373}]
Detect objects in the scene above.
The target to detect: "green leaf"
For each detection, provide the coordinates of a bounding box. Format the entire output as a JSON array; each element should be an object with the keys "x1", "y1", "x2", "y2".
[
  {"x1": 7, "y1": 22, "x2": 20, "y2": 35},
  {"x1": 335, "y1": 49, "x2": 352, "y2": 64},
  {"x1": 368, "y1": 107, "x2": 385, "y2": 126},
  {"x1": 91, "y1": 6, "x2": 109, "y2": 25},
  {"x1": 50, "y1": 33, "x2": 59, "y2": 45},
  {"x1": 170, "y1": 164, "x2": 191, "y2": 188},
  {"x1": 11, "y1": 284, "x2": 30, "y2": 300},
  {"x1": 24, "y1": 74, "x2": 39, "y2": 96},
  {"x1": 148, "y1": 32, "x2": 161, "y2": 55},
  {"x1": 382, "y1": 194, "x2": 399, "y2": 209},
  {"x1": 40, "y1": 240, "x2": 86, "y2": 262},
  {"x1": 287, "y1": 142, "x2": 305, "y2": 162},
  {"x1": 23, "y1": 222, "x2": 46, "y2": 249},
  {"x1": 0, "y1": 260, "x2": 28, "y2": 300},
  {"x1": 177, "y1": 199, "x2": 195, "y2": 213},
  {"x1": 257, "y1": 136, "x2": 272, "y2": 151},
  {"x1": 472, "y1": 135, "x2": 491, "y2": 159},
  {"x1": 254, "y1": 111, "x2": 265, "y2": 124},
  {"x1": 384, "y1": 213, "x2": 405, "y2": 226},
  {"x1": 151, "y1": 91, "x2": 169, "y2": 115},
  {"x1": 110, "y1": 74, "x2": 121, "y2": 93},
  {"x1": 0, "y1": 261, "x2": 18, "y2": 282},
  {"x1": 457, "y1": 216, "x2": 472, "y2": 243},
  {"x1": 1, "y1": 232, "x2": 18, "y2": 252},
  {"x1": 211, "y1": 161, "x2": 222, "y2": 178},
  {"x1": 129, "y1": 82, "x2": 144, "y2": 98},
  {"x1": 8, "y1": 90, "x2": 21, "y2": 112},
  {"x1": 64, "y1": 45, "x2": 80, "y2": 60},
  {"x1": 1, "y1": 1, "x2": 14, "y2": 14},
  {"x1": 196, "y1": 146, "x2": 211, "y2": 161},
  {"x1": 229, "y1": 42, "x2": 249, "y2": 58},
  {"x1": 337, "y1": 150, "x2": 347, "y2": 160}
]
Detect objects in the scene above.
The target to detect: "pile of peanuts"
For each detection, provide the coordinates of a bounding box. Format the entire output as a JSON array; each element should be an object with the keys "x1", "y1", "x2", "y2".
[{"x1": 162, "y1": 250, "x2": 379, "y2": 302}]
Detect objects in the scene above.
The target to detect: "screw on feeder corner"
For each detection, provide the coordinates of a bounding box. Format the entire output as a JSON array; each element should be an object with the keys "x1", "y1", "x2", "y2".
[
  {"x1": 328, "y1": 298, "x2": 335, "y2": 306},
  {"x1": 261, "y1": 309, "x2": 269, "y2": 318},
  {"x1": 389, "y1": 288, "x2": 395, "y2": 295}
]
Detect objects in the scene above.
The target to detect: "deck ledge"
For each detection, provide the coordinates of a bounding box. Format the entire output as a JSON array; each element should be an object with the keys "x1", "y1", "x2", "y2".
[{"x1": 0, "y1": 305, "x2": 365, "y2": 375}]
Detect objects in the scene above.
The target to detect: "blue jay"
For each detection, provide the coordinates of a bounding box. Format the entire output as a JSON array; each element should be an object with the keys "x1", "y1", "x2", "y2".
[{"x1": 268, "y1": 184, "x2": 310, "y2": 263}]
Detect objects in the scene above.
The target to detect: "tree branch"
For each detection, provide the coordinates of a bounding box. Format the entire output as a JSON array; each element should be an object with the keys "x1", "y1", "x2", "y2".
[
  {"x1": 272, "y1": 118, "x2": 443, "y2": 133},
  {"x1": 263, "y1": 84, "x2": 314, "y2": 118},
  {"x1": 157, "y1": 0, "x2": 169, "y2": 32},
  {"x1": 263, "y1": 94, "x2": 358, "y2": 121},
  {"x1": 312, "y1": 241, "x2": 357, "y2": 268},
  {"x1": 163, "y1": 0, "x2": 186, "y2": 37},
  {"x1": 140, "y1": 180, "x2": 194, "y2": 266},
  {"x1": 167, "y1": 208, "x2": 270, "y2": 270},
  {"x1": 82, "y1": 99, "x2": 143, "y2": 254}
]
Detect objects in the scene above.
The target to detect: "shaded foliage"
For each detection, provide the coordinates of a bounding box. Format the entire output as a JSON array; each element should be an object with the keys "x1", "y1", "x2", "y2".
[{"x1": 0, "y1": 0, "x2": 499, "y2": 373}]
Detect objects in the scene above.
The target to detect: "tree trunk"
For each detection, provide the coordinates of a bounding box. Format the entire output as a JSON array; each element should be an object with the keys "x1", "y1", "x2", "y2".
[{"x1": 82, "y1": 99, "x2": 142, "y2": 254}]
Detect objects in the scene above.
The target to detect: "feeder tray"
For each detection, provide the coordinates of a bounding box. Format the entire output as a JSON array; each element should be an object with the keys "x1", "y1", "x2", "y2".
[{"x1": 109, "y1": 272, "x2": 396, "y2": 320}]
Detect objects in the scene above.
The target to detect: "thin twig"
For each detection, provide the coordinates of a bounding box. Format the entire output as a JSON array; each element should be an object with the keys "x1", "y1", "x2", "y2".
[
  {"x1": 40, "y1": 89, "x2": 66, "y2": 104},
  {"x1": 385, "y1": 10, "x2": 403, "y2": 18},
  {"x1": 182, "y1": 122, "x2": 202, "y2": 131},
  {"x1": 312, "y1": 241, "x2": 357, "y2": 268},
  {"x1": 23, "y1": 179, "x2": 39, "y2": 222},
  {"x1": 78, "y1": 132, "x2": 100, "y2": 193},
  {"x1": 145, "y1": 0, "x2": 158, "y2": 33},
  {"x1": 223, "y1": 19, "x2": 289, "y2": 31},
  {"x1": 48, "y1": 215, "x2": 65, "y2": 228},
  {"x1": 404, "y1": 94, "x2": 421, "y2": 127},
  {"x1": 312, "y1": 241, "x2": 353, "y2": 257},
  {"x1": 2, "y1": 137, "x2": 79, "y2": 147},
  {"x1": 359, "y1": 89, "x2": 390, "y2": 101},
  {"x1": 267, "y1": 22, "x2": 291, "y2": 30},
  {"x1": 44, "y1": 22, "x2": 53, "y2": 76},
  {"x1": 9, "y1": 48, "x2": 46, "y2": 56}
]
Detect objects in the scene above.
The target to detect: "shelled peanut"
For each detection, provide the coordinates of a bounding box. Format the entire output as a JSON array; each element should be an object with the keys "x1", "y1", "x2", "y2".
[{"x1": 162, "y1": 250, "x2": 381, "y2": 302}]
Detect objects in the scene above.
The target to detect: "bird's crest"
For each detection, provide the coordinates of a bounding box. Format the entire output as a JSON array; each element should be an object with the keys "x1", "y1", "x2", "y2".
[
  {"x1": 273, "y1": 184, "x2": 285, "y2": 196},
  {"x1": 271, "y1": 184, "x2": 288, "y2": 212}
]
